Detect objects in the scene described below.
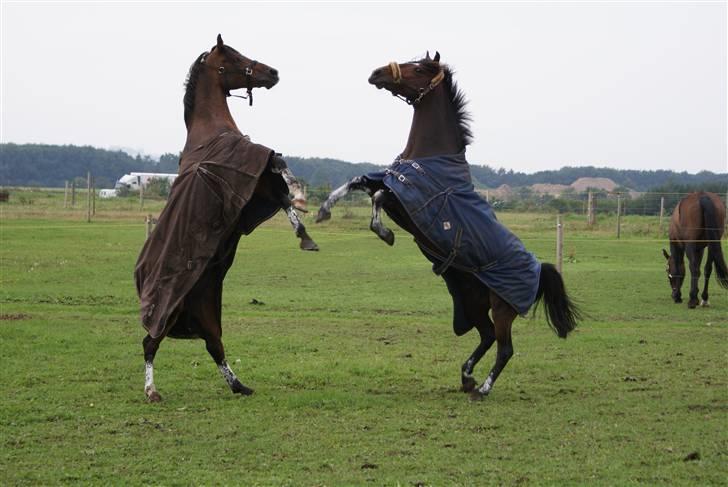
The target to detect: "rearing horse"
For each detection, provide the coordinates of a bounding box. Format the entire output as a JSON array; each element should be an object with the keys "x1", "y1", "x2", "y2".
[
  {"x1": 662, "y1": 191, "x2": 728, "y2": 308},
  {"x1": 317, "y1": 52, "x2": 580, "y2": 400},
  {"x1": 135, "y1": 35, "x2": 317, "y2": 402}
]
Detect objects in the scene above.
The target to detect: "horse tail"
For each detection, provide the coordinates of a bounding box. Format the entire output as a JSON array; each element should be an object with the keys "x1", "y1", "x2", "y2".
[
  {"x1": 533, "y1": 263, "x2": 581, "y2": 339},
  {"x1": 699, "y1": 195, "x2": 728, "y2": 289}
]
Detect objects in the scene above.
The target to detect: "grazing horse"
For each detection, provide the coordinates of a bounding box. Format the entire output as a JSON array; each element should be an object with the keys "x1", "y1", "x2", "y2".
[
  {"x1": 317, "y1": 52, "x2": 580, "y2": 400},
  {"x1": 135, "y1": 35, "x2": 317, "y2": 402},
  {"x1": 662, "y1": 191, "x2": 728, "y2": 308}
]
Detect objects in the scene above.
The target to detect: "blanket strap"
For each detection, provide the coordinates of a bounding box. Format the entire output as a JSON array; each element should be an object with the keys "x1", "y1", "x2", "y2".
[{"x1": 432, "y1": 227, "x2": 463, "y2": 275}]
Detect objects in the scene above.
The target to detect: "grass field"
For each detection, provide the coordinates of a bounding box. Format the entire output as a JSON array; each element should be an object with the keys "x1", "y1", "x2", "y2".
[{"x1": 1, "y1": 189, "x2": 726, "y2": 485}]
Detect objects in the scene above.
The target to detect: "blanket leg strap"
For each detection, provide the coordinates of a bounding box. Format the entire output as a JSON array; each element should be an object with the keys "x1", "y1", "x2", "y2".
[{"x1": 433, "y1": 227, "x2": 463, "y2": 275}]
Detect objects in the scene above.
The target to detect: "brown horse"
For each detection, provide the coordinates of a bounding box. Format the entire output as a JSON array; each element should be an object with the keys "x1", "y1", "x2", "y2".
[
  {"x1": 317, "y1": 53, "x2": 580, "y2": 400},
  {"x1": 662, "y1": 191, "x2": 727, "y2": 308},
  {"x1": 135, "y1": 35, "x2": 317, "y2": 402}
]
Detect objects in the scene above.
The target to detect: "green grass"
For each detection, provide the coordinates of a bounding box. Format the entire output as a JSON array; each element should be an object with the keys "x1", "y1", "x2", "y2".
[{"x1": 1, "y1": 193, "x2": 726, "y2": 485}]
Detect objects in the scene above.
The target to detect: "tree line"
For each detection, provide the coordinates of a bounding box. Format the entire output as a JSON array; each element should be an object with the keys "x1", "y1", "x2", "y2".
[{"x1": 1, "y1": 142, "x2": 726, "y2": 191}]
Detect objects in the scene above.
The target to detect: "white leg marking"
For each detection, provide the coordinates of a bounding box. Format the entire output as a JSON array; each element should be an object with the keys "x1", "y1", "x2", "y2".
[
  {"x1": 144, "y1": 361, "x2": 157, "y2": 395},
  {"x1": 478, "y1": 376, "x2": 494, "y2": 395},
  {"x1": 700, "y1": 299, "x2": 710, "y2": 307},
  {"x1": 218, "y1": 361, "x2": 239, "y2": 388}
]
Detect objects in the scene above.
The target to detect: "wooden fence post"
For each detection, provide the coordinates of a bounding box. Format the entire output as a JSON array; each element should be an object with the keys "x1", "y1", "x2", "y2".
[
  {"x1": 64, "y1": 181, "x2": 69, "y2": 208},
  {"x1": 556, "y1": 215, "x2": 563, "y2": 274},
  {"x1": 587, "y1": 191, "x2": 595, "y2": 227},
  {"x1": 71, "y1": 181, "x2": 76, "y2": 207},
  {"x1": 86, "y1": 172, "x2": 92, "y2": 223},
  {"x1": 92, "y1": 177, "x2": 96, "y2": 216},
  {"x1": 659, "y1": 196, "x2": 665, "y2": 234},
  {"x1": 616, "y1": 194, "x2": 622, "y2": 239},
  {"x1": 145, "y1": 214, "x2": 153, "y2": 239}
]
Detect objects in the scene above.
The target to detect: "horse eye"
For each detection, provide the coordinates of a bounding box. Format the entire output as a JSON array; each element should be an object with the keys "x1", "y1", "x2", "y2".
[{"x1": 415, "y1": 67, "x2": 423, "y2": 73}]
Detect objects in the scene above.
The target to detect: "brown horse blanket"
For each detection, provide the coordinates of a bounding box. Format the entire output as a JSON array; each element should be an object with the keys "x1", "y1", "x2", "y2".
[{"x1": 135, "y1": 131, "x2": 284, "y2": 339}]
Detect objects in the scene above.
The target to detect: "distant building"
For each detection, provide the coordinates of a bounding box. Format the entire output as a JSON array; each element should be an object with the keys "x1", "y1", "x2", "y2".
[
  {"x1": 530, "y1": 183, "x2": 570, "y2": 197},
  {"x1": 569, "y1": 177, "x2": 618, "y2": 192}
]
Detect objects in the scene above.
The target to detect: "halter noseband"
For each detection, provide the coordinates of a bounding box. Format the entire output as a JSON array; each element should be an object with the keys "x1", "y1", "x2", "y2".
[
  {"x1": 201, "y1": 55, "x2": 258, "y2": 106},
  {"x1": 388, "y1": 62, "x2": 445, "y2": 105}
]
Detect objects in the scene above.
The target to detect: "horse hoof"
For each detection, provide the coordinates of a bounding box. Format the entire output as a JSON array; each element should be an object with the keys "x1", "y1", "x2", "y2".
[
  {"x1": 383, "y1": 230, "x2": 395, "y2": 246},
  {"x1": 687, "y1": 300, "x2": 698, "y2": 309},
  {"x1": 146, "y1": 391, "x2": 162, "y2": 403},
  {"x1": 461, "y1": 377, "x2": 477, "y2": 393},
  {"x1": 232, "y1": 381, "x2": 254, "y2": 396},
  {"x1": 300, "y1": 239, "x2": 319, "y2": 251},
  {"x1": 700, "y1": 300, "x2": 710, "y2": 307},
  {"x1": 469, "y1": 390, "x2": 486, "y2": 402},
  {"x1": 315, "y1": 209, "x2": 331, "y2": 223}
]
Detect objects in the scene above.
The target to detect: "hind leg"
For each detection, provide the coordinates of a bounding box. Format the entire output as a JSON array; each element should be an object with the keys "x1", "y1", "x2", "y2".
[
  {"x1": 461, "y1": 320, "x2": 496, "y2": 393},
  {"x1": 142, "y1": 334, "x2": 163, "y2": 402},
  {"x1": 201, "y1": 328, "x2": 254, "y2": 396},
  {"x1": 190, "y1": 283, "x2": 254, "y2": 396},
  {"x1": 686, "y1": 246, "x2": 704, "y2": 308},
  {"x1": 470, "y1": 294, "x2": 517, "y2": 401},
  {"x1": 701, "y1": 252, "x2": 712, "y2": 307}
]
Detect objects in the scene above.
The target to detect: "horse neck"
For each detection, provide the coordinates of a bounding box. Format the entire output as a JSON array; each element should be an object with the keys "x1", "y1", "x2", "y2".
[
  {"x1": 183, "y1": 74, "x2": 240, "y2": 153},
  {"x1": 401, "y1": 84, "x2": 462, "y2": 160}
]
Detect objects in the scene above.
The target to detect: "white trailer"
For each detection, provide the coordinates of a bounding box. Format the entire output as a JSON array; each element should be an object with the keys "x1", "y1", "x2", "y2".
[{"x1": 115, "y1": 172, "x2": 177, "y2": 191}]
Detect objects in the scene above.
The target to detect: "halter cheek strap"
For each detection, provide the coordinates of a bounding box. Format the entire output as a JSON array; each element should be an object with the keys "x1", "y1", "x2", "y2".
[
  {"x1": 201, "y1": 55, "x2": 257, "y2": 106},
  {"x1": 388, "y1": 62, "x2": 445, "y2": 105}
]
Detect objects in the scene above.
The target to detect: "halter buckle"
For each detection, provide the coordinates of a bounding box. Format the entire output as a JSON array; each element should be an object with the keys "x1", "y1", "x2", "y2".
[
  {"x1": 218, "y1": 67, "x2": 225, "y2": 74},
  {"x1": 245, "y1": 67, "x2": 253, "y2": 76}
]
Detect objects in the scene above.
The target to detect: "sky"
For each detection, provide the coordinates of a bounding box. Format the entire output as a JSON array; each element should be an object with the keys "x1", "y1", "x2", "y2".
[{"x1": 1, "y1": 1, "x2": 726, "y2": 174}]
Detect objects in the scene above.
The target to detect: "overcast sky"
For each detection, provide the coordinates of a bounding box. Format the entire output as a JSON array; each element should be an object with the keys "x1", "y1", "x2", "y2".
[{"x1": 1, "y1": 1, "x2": 726, "y2": 174}]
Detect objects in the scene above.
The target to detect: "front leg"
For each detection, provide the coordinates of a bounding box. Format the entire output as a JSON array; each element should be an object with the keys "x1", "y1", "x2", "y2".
[
  {"x1": 316, "y1": 176, "x2": 372, "y2": 223},
  {"x1": 269, "y1": 153, "x2": 307, "y2": 211},
  {"x1": 285, "y1": 206, "x2": 319, "y2": 251},
  {"x1": 370, "y1": 190, "x2": 395, "y2": 246}
]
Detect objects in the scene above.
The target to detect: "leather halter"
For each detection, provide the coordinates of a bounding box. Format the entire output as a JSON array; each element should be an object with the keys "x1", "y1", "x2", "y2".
[
  {"x1": 388, "y1": 62, "x2": 445, "y2": 105},
  {"x1": 201, "y1": 55, "x2": 257, "y2": 106}
]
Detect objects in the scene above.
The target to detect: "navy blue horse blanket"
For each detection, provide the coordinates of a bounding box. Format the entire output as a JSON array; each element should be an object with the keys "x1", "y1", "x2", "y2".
[{"x1": 365, "y1": 153, "x2": 541, "y2": 317}]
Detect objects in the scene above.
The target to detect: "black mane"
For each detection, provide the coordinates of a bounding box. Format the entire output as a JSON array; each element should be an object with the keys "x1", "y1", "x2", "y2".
[
  {"x1": 183, "y1": 51, "x2": 208, "y2": 127},
  {"x1": 417, "y1": 58, "x2": 473, "y2": 149}
]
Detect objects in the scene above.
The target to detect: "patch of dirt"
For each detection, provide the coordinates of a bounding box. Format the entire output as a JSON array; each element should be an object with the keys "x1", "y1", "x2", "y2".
[{"x1": 0, "y1": 313, "x2": 30, "y2": 321}]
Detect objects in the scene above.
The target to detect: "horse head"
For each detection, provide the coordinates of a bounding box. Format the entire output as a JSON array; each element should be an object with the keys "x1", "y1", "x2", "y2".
[
  {"x1": 662, "y1": 249, "x2": 683, "y2": 303},
  {"x1": 368, "y1": 51, "x2": 444, "y2": 105},
  {"x1": 204, "y1": 34, "x2": 279, "y2": 94}
]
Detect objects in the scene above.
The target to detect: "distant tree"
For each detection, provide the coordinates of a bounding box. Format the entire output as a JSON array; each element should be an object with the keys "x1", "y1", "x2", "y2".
[{"x1": 145, "y1": 178, "x2": 171, "y2": 198}]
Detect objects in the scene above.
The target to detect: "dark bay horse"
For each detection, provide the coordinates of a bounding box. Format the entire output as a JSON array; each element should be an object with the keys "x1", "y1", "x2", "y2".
[
  {"x1": 662, "y1": 191, "x2": 727, "y2": 308},
  {"x1": 135, "y1": 35, "x2": 317, "y2": 402},
  {"x1": 317, "y1": 53, "x2": 580, "y2": 400}
]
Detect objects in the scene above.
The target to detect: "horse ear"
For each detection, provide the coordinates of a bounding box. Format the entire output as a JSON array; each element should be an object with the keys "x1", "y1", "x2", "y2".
[
  {"x1": 662, "y1": 249, "x2": 670, "y2": 260},
  {"x1": 434, "y1": 51, "x2": 440, "y2": 63},
  {"x1": 216, "y1": 34, "x2": 224, "y2": 49},
  {"x1": 425, "y1": 51, "x2": 431, "y2": 61}
]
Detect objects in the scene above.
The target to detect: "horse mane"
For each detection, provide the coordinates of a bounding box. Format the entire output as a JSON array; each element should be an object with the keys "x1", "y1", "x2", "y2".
[
  {"x1": 183, "y1": 51, "x2": 209, "y2": 127},
  {"x1": 416, "y1": 58, "x2": 473, "y2": 149}
]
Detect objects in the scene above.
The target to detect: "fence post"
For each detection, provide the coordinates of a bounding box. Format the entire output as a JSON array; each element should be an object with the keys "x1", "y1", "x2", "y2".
[
  {"x1": 556, "y1": 215, "x2": 563, "y2": 274},
  {"x1": 86, "y1": 172, "x2": 92, "y2": 223},
  {"x1": 616, "y1": 194, "x2": 622, "y2": 239},
  {"x1": 659, "y1": 196, "x2": 665, "y2": 234},
  {"x1": 587, "y1": 191, "x2": 595, "y2": 226},
  {"x1": 145, "y1": 214, "x2": 153, "y2": 239},
  {"x1": 486, "y1": 190, "x2": 490, "y2": 203},
  {"x1": 92, "y1": 177, "x2": 96, "y2": 216},
  {"x1": 64, "y1": 181, "x2": 69, "y2": 208},
  {"x1": 71, "y1": 181, "x2": 76, "y2": 207},
  {"x1": 139, "y1": 183, "x2": 145, "y2": 210}
]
